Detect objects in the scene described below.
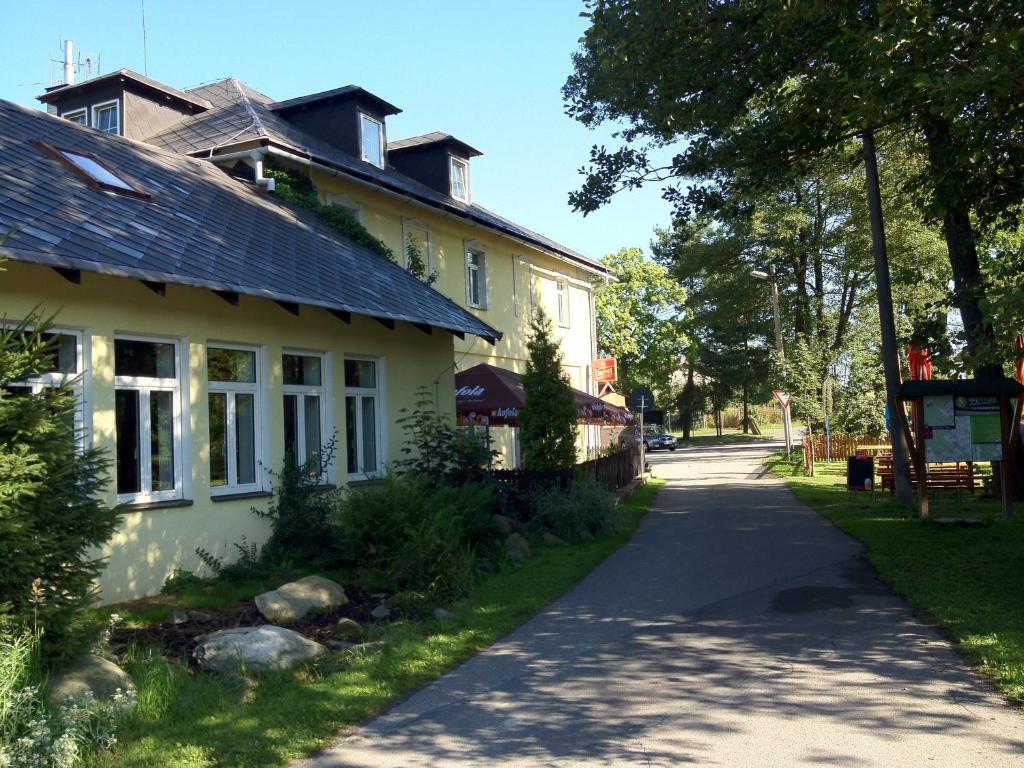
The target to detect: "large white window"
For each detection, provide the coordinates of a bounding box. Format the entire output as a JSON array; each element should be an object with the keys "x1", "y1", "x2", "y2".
[
  {"x1": 92, "y1": 100, "x2": 119, "y2": 135},
  {"x1": 283, "y1": 352, "x2": 329, "y2": 478},
  {"x1": 344, "y1": 357, "x2": 382, "y2": 480},
  {"x1": 114, "y1": 336, "x2": 183, "y2": 503},
  {"x1": 208, "y1": 345, "x2": 262, "y2": 495},
  {"x1": 359, "y1": 113, "x2": 384, "y2": 168},
  {"x1": 466, "y1": 246, "x2": 487, "y2": 309},
  {"x1": 450, "y1": 156, "x2": 469, "y2": 202},
  {"x1": 556, "y1": 278, "x2": 570, "y2": 328}
]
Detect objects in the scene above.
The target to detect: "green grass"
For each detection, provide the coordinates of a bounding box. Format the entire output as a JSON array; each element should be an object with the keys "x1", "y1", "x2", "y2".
[
  {"x1": 766, "y1": 451, "x2": 1024, "y2": 704},
  {"x1": 101, "y1": 480, "x2": 664, "y2": 767}
]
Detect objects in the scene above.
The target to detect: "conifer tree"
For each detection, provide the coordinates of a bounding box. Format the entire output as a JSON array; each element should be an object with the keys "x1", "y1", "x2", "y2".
[{"x1": 520, "y1": 309, "x2": 578, "y2": 471}]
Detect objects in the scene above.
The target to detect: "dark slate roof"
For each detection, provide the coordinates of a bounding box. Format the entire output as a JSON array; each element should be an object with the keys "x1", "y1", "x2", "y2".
[
  {"x1": 388, "y1": 131, "x2": 482, "y2": 158},
  {"x1": 0, "y1": 99, "x2": 500, "y2": 342},
  {"x1": 38, "y1": 69, "x2": 212, "y2": 110},
  {"x1": 270, "y1": 85, "x2": 402, "y2": 116},
  {"x1": 144, "y1": 79, "x2": 608, "y2": 275}
]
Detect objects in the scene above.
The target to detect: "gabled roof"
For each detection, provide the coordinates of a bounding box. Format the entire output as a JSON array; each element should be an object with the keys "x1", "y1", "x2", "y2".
[
  {"x1": 38, "y1": 69, "x2": 212, "y2": 111},
  {"x1": 143, "y1": 78, "x2": 608, "y2": 276},
  {"x1": 0, "y1": 99, "x2": 500, "y2": 343},
  {"x1": 270, "y1": 85, "x2": 401, "y2": 116},
  {"x1": 388, "y1": 131, "x2": 483, "y2": 158}
]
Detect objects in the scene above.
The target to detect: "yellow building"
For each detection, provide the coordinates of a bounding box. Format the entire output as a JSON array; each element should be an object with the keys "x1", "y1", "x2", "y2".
[
  {"x1": 0, "y1": 99, "x2": 498, "y2": 601},
  {"x1": 38, "y1": 72, "x2": 612, "y2": 467}
]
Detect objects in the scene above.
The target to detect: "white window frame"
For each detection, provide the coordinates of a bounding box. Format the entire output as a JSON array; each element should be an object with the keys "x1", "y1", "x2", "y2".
[
  {"x1": 450, "y1": 156, "x2": 470, "y2": 202},
  {"x1": 465, "y1": 243, "x2": 487, "y2": 309},
  {"x1": 325, "y1": 191, "x2": 363, "y2": 224},
  {"x1": 282, "y1": 349, "x2": 334, "y2": 484},
  {"x1": 91, "y1": 100, "x2": 120, "y2": 135},
  {"x1": 344, "y1": 355, "x2": 385, "y2": 481},
  {"x1": 207, "y1": 343, "x2": 266, "y2": 497},
  {"x1": 114, "y1": 334, "x2": 187, "y2": 505},
  {"x1": 62, "y1": 108, "x2": 87, "y2": 125},
  {"x1": 402, "y1": 218, "x2": 433, "y2": 276},
  {"x1": 359, "y1": 112, "x2": 385, "y2": 168},
  {"x1": 556, "y1": 278, "x2": 570, "y2": 328}
]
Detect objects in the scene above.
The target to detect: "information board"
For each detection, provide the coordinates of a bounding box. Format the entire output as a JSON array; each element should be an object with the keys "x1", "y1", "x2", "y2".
[{"x1": 923, "y1": 395, "x2": 1002, "y2": 462}]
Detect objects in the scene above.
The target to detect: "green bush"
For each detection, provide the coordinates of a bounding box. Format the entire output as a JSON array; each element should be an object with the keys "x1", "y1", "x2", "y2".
[
  {"x1": 335, "y1": 477, "x2": 500, "y2": 598},
  {"x1": 527, "y1": 480, "x2": 618, "y2": 543}
]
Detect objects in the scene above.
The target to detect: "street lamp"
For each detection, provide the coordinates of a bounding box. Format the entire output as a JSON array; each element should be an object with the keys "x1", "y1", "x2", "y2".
[{"x1": 751, "y1": 266, "x2": 784, "y2": 359}]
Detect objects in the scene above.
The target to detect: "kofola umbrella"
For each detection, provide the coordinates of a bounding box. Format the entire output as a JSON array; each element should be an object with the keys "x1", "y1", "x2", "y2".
[{"x1": 455, "y1": 363, "x2": 632, "y2": 427}]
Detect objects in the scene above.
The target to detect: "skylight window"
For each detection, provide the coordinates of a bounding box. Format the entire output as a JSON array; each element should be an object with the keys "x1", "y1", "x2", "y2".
[{"x1": 37, "y1": 141, "x2": 150, "y2": 199}]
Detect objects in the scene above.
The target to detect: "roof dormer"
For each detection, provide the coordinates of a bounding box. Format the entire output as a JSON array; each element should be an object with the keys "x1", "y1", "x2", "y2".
[
  {"x1": 269, "y1": 86, "x2": 401, "y2": 167},
  {"x1": 387, "y1": 132, "x2": 482, "y2": 203}
]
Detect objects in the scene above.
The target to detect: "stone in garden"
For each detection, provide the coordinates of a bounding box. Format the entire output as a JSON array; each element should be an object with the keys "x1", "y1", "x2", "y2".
[
  {"x1": 433, "y1": 607, "x2": 455, "y2": 620},
  {"x1": 324, "y1": 639, "x2": 356, "y2": 651},
  {"x1": 192, "y1": 626, "x2": 325, "y2": 672},
  {"x1": 47, "y1": 654, "x2": 136, "y2": 707},
  {"x1": 255, "y1": 575, "x2": 348, "y2": 623},
  {"x1": 491, "y1": 514, "x2": 515, "y2": 536},
  {"x1": 370, "y1": 604, "x2": 392, "y2": 620},
  {"x1": 349, "y1": 640, "x2": 386, "y2": 654},
  {"x1": 505, "y1": 532, "x2": 531, "y2": 560},
  {"x1": 334, "y1": 617, "x2": 363, "y2": 639},
  {"x1": 188, "y1": 609, "x2": 216, "y2": 623},
  {"x1": 542, "y1": 532, "x2": 567, "y2": 546},
  {"x1": 168, "y1": 609, "x2": 190, "y2": 625}
]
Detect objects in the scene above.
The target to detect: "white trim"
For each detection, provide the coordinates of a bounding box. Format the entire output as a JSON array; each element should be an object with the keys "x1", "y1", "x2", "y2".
[
  {"x1": 343, "y1": 354, "x2": 386, "y2": 481},
  {"x1": 282, "y1": 349, "x2": 334, "y2": 484},
  {"x1": 556, "y1": 278, "x2": 570, "y2": 328},
  {"x1": 91, "y1": 99, "x2": 120, "y2": 135},
  {"x1": 526, "y1": 260, "x2": 594, "y2": 291},
  {"x1": 61, "y1": 108, "x2": 87, "y2": 125},
  {"x1": 401, "y1": 217, "x2": 433, "y2": 275},
  {"x1": 465, "y1": 242, "x2": 487, "y2": 309},
  {"x1": 207, "y1": 343, "x2": 265, "y2": 496},
  {"x1": 449, "y1": 155, "x2": 470, "y2": 202},
  {"x1": 358, "y1": 112, "x2": 385, "y2": 168}
]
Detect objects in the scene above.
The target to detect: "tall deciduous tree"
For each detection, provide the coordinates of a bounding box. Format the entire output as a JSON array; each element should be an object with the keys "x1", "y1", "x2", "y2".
[
  {"x1": 594, "y1": 247, "x2": 688, "y2": 395},
  {"x1": 520, "y1": 309, "x2": 579, "y2": 471}
]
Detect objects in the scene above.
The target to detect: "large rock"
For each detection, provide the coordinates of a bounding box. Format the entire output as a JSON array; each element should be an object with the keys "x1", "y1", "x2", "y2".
[
  {"x1": 505, "y1": 532, "x2": 531, "y2": 561},
  {"x1": 491, "y1": 514, "x2": 515, "y2": 536},
  {"x1": 47, "y1": 654, "x2": 135, "y2": 707},
  {"x1": 255, "y1": 575, "x2": 348, "y2": 623},
  {"x1": 193, "y1": 626, "x2": 325, "y2": 672},
  {"x1": 334, "y1": 617, "x2": 363, "y2": 639}
]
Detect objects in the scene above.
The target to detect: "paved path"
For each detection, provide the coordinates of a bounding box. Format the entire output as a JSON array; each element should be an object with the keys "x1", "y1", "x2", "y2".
[{"x1": 301, "y1": 440, "x2": 1023, "y2": 767}]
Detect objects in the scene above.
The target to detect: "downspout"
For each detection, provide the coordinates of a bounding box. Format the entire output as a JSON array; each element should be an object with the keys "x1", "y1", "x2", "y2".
[{"x1": 250, "y1": 149, "x2": 276, "y2": 193}]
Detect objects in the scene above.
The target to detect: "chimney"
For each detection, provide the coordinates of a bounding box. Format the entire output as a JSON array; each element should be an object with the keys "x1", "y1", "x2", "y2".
[{"x1": 63, "y1": 39, "x2": 74, "y2": 86}]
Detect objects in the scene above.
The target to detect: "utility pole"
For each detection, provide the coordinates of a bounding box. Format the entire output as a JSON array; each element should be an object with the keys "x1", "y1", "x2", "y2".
[{"x1": 862, "y1": 129, "x2": 913, "y2": 506}]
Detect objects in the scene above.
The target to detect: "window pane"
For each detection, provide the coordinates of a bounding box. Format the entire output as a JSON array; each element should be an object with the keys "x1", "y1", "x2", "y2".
[
  {"x1": 115, "y1": 339, "x2": 175, "y2": 378},
  {"x1": 209, "y1": 392, "x2": 227, "y2": 487},
  {"x1": 95, "y1": 105, "x2": 118, "y2": 133},
  {"x1": 283, "y1": 354, "x2": 322, "y2": 386},
  {"x1": 346, "y1": 396, "x2": 358, "y2": 473},
  {"x1": 361, "y1": 115, "x2": 382, "y2": 166},
  {"x1": 235, "y1": 393, "x2": 256, "y2": 485},
  {"x1": 284, "y1": 394, "x2": 298, "y2": 465},
  {"x1": 361, "y1": 397, "x2": 377, "y2": 473},
  {"x1": 65, "y1": 111, "x2": 86, "y2": 125},
  {"x1": 208, "y1": 347, "x2": 256, "y2": 383},
  {"x1": 469, "y1": 268, "x2": 480, "y2": 305},
  {"x1": 150, "y1": 391, "x2": 175, "y2": 492},
  {"x1": 304, "y1": 394, "x2": 322, "y2": 473},
  {"x1": 344, "y1": 359, "x2": 376, "y2": 388},
  {"x1": 116, "y1": 389, "x2": 140, "y2": 494}
]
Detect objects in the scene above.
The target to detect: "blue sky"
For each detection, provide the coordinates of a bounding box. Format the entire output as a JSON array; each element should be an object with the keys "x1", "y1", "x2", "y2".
[{"x1": 1, "y1": 1, "x2": 676, "y2": 262}]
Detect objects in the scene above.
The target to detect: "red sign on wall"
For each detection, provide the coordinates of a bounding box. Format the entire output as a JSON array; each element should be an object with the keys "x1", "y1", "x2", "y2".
[{"x1": 593, "y1": 358, "x2": 618, "y2": 383}]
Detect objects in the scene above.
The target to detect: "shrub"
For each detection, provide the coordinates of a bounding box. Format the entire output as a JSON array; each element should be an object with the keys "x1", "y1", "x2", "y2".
[
  {"x1": 335, "y1": 477, "x2": 499, "y2": 598},
  {"x1": 520, "y1": 309, "x2": 579, "y2": 471},
  {"x1": 527, "y1": 480, "x2": 618, "y2": 543},
  {"x1": 0, "y1": 312, "x2": 119, "y2": 665}
]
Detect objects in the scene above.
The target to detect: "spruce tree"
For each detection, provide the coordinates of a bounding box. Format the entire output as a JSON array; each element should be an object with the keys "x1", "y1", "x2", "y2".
[
  {"x1": 0, "y1": 306, "x2": 118, "y2": 664},
  {"x1": 520, "y1": 309, "x2": 578, "y2": 471}
]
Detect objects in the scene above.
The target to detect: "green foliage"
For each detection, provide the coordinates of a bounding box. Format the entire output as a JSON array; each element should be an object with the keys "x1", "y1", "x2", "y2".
[
  {"x1": 594, "y1": 247, "x2": 687, "y2": 394},
  {"x1": 526, "y1": 480, "x2": 617, "y2": 543},
  {"x1": 396, "y1": 387, "x2": 495, "y2": 488},
  {"x1": 334, "y1": 476, "x2": 499, "y2": 598},
  {"x1": 0, "y1": 312, "x2": 119, "y2": 665},
  {"x1": 261, "y1": 160, "x2": 397, "y2": 263},
  {"x1": 405, "y1": 239, "x2": 438, "y2": 285},
  {"x1": 520, "y1": 309, "x2": 579, "y2": 471}
]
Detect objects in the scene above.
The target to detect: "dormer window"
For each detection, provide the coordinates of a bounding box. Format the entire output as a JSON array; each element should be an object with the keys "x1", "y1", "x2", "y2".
[
  {"x1": 62, "y1": 109, "x2": 87, "y2": 125},
  {"x1": 450, "y1": 157, "x2": 469, "y2": 202},
  {"x1": 92, "y1": 100, "x2": 119, "y2": 135},
  {"x1": 359, "y1": 113, "x2": 384, "y2": 168}
]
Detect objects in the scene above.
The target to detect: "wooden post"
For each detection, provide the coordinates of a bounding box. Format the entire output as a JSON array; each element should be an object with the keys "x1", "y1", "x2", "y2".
[
  {"x1": 913, "y1": 398, "x2": 929, "y2": 518},
  {"x1": 999, "y1": 394, "x2": 1013, "y2": 519}
]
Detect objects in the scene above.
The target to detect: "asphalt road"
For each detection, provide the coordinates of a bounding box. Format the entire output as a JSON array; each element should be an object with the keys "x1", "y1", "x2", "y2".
[{"x1": 300, "y1": 439, "x2": 1024, "y2": 767}]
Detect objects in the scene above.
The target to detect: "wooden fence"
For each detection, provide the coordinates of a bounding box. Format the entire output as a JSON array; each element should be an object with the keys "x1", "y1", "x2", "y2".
[
  {"x1": 802, "y1": 433, "x2": 890, "y2": 475},
  {"x1": 492, "y1": 448, "x2": 642, "y2": 495}
]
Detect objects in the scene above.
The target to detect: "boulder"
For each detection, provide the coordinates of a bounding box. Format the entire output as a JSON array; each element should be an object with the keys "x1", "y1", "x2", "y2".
[
  {"x1": 491, "y1": 514, "x2": 515, "y2": 536},
  {"x1": 47, "y1": 654, "x2": 135, "y2": 707},
  {"x1": 334, "y1": 617, "x2": 363, "y2": 639},
  {"x1": 168, "y1": 609, "x2": 190, "y2": 625},
  {"x1": 505, "y1": 533, "x2": 531, "y2": 561},
  {"x1": 542, "y1": 532, "x2": 567, "y2": 546},
  {"x1": 193, "y1": 626, "x2": 325, "y2": 672},
  {"x1": 370, "y1": 604, "x2": 392, "y2": 621},
  {"x1": 433, "y1": 607, "x2": 455, "y2": 620},
  {"x1": 255, "y1": 575, "x2": 348, "y2": 623}
]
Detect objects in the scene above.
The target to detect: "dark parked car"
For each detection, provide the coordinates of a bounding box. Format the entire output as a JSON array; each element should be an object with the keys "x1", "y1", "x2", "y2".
[{"x1": 618, "y1": 428, "x2": 677, "y2": 452}]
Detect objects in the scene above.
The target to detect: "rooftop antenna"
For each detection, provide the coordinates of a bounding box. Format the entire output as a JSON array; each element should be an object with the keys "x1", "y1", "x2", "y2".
[
  {"x1": 141, "y1": 0, "x2": 149, "y2": 75},
  {"x1": 63, "y1": 39, "x2": 74, "y2": 85}
]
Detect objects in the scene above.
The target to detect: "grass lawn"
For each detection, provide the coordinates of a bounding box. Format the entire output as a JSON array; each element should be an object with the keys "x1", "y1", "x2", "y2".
[
  {"x1": 766, "y1": 451, "x2": 1024, "y2": 704},
  {"x1": 101, "y1": 480, "x2": 664, "y2": 767}
]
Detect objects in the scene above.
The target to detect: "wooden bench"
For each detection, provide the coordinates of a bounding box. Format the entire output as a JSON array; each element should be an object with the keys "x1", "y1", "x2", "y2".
[{"x1": 877, "y1": 458, "x2": 978, "y2": 494}]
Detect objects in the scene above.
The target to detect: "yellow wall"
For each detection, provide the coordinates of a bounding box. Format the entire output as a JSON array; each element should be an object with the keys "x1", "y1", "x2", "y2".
[{"x1": 1, "y1": 261, "x2": 457, "y2": 602}]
